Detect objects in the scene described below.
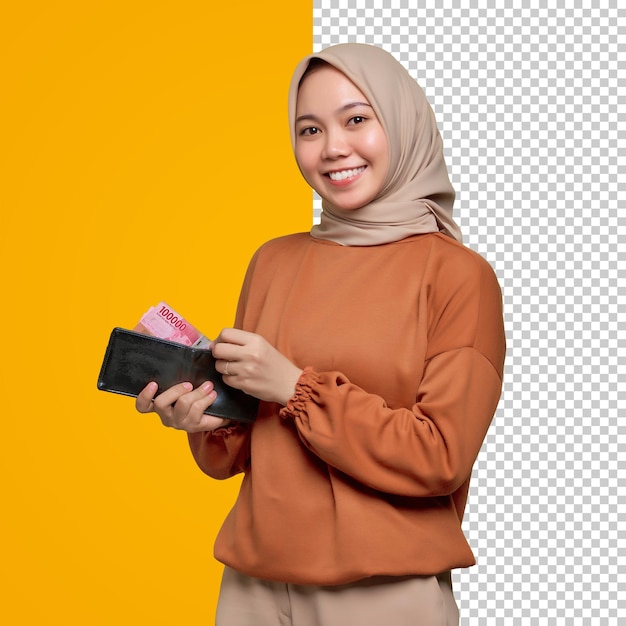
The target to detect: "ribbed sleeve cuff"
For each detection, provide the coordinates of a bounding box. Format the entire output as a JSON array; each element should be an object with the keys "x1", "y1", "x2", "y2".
[
  {"x1": 279, "y1": 366, "x2": 319, "y2": 420},
  {"x1": 208, "y1": 420, "x2": 247, "y2": 437}
]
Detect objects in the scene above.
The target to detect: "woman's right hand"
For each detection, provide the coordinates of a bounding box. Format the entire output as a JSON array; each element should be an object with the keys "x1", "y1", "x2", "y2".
[{"x1": 135, "y1": 380, "x2": 230, "y2": 433}]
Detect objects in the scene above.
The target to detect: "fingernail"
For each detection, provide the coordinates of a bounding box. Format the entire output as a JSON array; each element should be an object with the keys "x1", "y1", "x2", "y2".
[
  {"x1": 148, "y1": 382, "x2": 157, "y2": 393},
  {"x1": 182, "y1": 382, "x2": 193, "y2": 391},
  {"x1": 201, "y1": 381, "x2": 214, "y2": 393}
]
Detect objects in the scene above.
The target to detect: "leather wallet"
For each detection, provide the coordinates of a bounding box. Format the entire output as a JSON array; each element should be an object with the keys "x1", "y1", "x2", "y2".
[{"x1": 97, "y1": 327, "x2": 258, "y2": 423}]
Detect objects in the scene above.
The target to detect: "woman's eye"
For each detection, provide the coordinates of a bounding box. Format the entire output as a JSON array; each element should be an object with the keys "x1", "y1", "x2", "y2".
[
  {"x1": 348, "y1": 116, "x2": 366, "y2": 126},
  {"x1": 300, "y1": 126, "x2": 320, "y2": 136}
]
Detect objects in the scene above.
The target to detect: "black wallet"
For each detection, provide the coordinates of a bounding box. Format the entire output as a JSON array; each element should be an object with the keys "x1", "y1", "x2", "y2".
[{"x1": 97, "y1": 327, "x2": 258, "y2": 423}]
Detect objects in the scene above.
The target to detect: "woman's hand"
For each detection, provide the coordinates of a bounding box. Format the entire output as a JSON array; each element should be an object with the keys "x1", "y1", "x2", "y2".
[
  {"x1": 135, "y1": 380, "x2": 231, "y2": 433},
  {"x1": 211, "y1": 328, "x2": 303, "y2": 405}
]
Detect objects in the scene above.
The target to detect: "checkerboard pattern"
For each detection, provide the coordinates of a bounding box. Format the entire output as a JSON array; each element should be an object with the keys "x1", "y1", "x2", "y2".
[{"x1": 313, "y1": 3, "x2": 624, "y2": 624}]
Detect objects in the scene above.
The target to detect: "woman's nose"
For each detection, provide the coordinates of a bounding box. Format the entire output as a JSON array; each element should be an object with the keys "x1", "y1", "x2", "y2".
[{"x1": 322, "y1": 130, "x2": 351, "y2": 159}]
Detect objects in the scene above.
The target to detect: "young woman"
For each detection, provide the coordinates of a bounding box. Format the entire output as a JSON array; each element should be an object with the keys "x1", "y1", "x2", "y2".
[{"x1": 136, "y1": 43, "x2": 505, "y2": 625}]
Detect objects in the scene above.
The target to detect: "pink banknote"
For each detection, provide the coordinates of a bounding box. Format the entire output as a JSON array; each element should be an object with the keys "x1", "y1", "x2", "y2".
[{"x1": 133, "y1": 302, "x2": 210, "y2": 348}]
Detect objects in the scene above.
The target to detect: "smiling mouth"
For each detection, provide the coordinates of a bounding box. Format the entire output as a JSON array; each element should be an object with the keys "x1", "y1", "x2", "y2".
[{"x1": 326, "y1": 166, "x2": 366, "y2": 181}]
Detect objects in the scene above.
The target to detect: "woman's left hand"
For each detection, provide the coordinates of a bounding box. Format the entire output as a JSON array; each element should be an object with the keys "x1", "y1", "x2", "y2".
[{"x1": 211, "y1": 328, "x2": 303, "y2": 406}]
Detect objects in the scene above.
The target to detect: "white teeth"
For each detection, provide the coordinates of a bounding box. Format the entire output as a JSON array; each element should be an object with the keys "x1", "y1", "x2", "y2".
[{"x1": 328, "y1": 167, "x2": 365, "y2": 181}]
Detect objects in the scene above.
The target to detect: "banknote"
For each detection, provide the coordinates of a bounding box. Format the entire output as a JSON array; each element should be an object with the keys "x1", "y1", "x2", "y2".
[{"x1": 133, "y1": 302, "x2": 211, "y2": 348}]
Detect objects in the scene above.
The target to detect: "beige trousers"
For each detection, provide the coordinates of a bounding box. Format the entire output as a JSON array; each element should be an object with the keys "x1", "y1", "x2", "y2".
[{"x1": 215, "y1": 566, "x2": 459, "y2": 626}]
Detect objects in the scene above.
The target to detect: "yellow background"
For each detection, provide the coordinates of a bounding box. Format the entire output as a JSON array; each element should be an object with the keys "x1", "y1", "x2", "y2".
[{"x1": 1, "y1": 2, "x2": 311, "y2": 623}]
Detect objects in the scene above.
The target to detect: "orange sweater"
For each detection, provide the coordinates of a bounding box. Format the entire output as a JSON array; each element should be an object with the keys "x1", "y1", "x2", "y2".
[{"x1": 188, "y1": 232, "x2": 505, "y2": 585}]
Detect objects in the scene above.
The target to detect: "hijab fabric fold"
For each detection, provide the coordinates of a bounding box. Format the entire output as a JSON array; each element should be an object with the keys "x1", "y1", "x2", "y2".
[{"x1": 288, "y1": 43, "x2": 463, "y2": 245}]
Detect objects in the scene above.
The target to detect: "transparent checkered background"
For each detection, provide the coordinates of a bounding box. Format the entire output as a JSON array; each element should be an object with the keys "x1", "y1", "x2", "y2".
[{"x1": 314, "y1": 3, "x2": 624, "y2": 624}]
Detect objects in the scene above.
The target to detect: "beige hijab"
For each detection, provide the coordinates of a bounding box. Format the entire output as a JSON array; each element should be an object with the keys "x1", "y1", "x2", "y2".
[{"x1": 288, "y1": 43, "x2": 463, "y2": 245}]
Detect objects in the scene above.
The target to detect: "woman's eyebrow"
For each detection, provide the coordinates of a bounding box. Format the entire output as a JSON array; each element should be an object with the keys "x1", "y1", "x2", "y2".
[{"x1": 295, "y1": 101, "x2": 373, "y2": 124}]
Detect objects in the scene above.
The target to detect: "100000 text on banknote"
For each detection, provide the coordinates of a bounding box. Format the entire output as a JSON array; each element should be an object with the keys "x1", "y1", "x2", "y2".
[{"x1": 133, "y1": 302, "x2": 210, "y2": 348}]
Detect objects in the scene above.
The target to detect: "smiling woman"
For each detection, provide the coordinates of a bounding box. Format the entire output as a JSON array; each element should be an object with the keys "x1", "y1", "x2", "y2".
[
  {"x1": 135, "y1": 42, "x2": 505, "y2": 626},
  {"x1": 290, "y1": 44, "x2": 463, "y2": 247},
  {"x1": 294, "y1": 61, "x2": 390, "y2": 211}
]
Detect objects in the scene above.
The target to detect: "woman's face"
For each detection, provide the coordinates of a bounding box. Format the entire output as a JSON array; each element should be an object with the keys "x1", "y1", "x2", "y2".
[{"x1": 294, "y1": 65, "x2": 389, "y2": 211}]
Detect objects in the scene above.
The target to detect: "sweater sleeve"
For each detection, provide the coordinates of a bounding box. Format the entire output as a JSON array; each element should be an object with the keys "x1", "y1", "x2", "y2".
[
  {"x1": 280, "y1": 252, "x2": 505, "y2": 497},
  {"x1": 185, "y1": 249, "x2": 262, "y2": 480},
  {"x1": 187, "y1": 422, "x2": 251, "y2": 480}
]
